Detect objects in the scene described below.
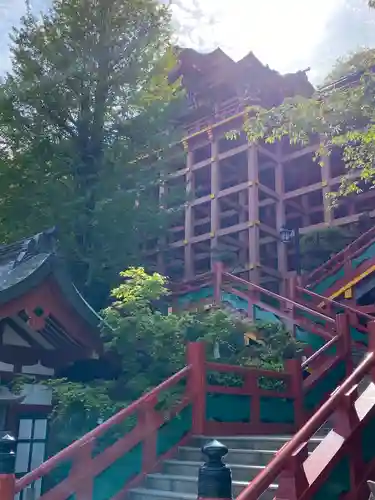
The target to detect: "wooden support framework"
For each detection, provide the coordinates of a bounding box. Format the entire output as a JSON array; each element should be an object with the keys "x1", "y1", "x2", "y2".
[{"x1": 147, "y1": 94, "x2": 375, "y2": 288}]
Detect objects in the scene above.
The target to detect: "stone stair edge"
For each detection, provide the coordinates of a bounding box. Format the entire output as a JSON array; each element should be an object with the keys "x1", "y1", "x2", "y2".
[
  {"x1": 130, "y1": 488, "x2": 196, "y2": 499},
  {"x1": 180, "y1": 445, "x2": 278, "y2": 454},
  {"x1": 164, "y1": 459, "x2": 266, "y2": 470},
  {"x1": 192, "y1": 434, "x2": 323, "y2": 442},
  {"x1": 146, "y1": 473, "x2": 279, "y2": 489}
]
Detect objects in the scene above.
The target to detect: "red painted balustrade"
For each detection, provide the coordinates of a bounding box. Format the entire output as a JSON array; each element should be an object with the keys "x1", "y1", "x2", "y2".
[
  {"x1": 303, "y1": 224, "x2": 375, "y2": 289},
  {"x1": 171, "y1": 266, "x2": 338, "y2": 341},
  {"x1": 172, "y1": 264, "x2": 374, "y2": 347},
  {"x1": 237, "y1": 321, "x2": 375, "y2": 500},
  {"x1": 13, "y1": 316, "x2": 354, "y2": 500}
]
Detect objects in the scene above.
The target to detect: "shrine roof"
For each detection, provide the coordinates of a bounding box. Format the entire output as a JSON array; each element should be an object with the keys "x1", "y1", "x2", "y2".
[
  {"x1": 0, "y1": 228, "x2": 101, "y2": 329},
  {"x1": 169, "y1": 47, "x2": 314, "y2": 107}
]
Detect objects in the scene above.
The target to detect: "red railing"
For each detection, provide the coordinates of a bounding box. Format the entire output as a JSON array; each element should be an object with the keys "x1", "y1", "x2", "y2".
[
  {"x1": 14, "y1": 344, "x2": 202, "y2": 500},
  {"x1": 13, "y1": 321, "x2": 354, "y2": 500},
  {"x1": 237, "y1": 322, "x2": 375, "y2": 500},
  {"x1": 172, "y1": 265, "x2": 336, "y2": 333},
  {"x1": 304, "y1": 224, "x2": 375, "y2": 289}
]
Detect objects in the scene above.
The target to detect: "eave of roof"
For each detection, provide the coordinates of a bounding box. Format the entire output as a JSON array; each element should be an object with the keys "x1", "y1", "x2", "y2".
[{"x1": 0, "y1": 230, "x2": 102, "y2": 332}]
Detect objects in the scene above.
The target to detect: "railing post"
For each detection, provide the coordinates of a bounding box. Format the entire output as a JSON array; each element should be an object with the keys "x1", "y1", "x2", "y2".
[
  {"x1": 213, "y1": 261, "x2": 223, "y2": 305},
  {"x1": 336, "y1": 312, "x2": 353, "y2": 377},
  {"x1": 275, "y1": 441, "x2": 309, "y2": 500},
  {"x1": 139, "y1": 395, "x2": 158, "y2": 474},
  {"x1": 198, "y1": 440, "x2": 232, "y2": 500},
  {"x1": 285, "y1": 358, "x2": 305, "y2": 429},
  {"x1": 0, "y1": 432, "x2": 16, "y2": 500},
  {"x1": 70, "y1": 438, "x2": 94, "y2": 499},
  {"x1": 187, "y1": 342, "x2": 206, "y2": 435},
  {"x1": 368, "y1": 320, "x2": 375, "y2": 382}
]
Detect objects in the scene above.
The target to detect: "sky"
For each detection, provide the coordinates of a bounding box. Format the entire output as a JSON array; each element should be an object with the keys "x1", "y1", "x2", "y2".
[
  {"x1": 172, "y1": 0, "x2": 339, "y2": 76},
  {"x1": 0, "y1": 0, "x2": 372, "y2": 83}
]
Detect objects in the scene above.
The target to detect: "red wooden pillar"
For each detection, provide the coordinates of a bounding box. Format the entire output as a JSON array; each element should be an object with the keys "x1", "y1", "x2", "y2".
[
  {"x1": 336, "y1": 312, "x2": 353, "y2": 377},
  {"x1": 275, "y1": 441, "x2": 309, "y2": 500},
  {"x1": 245, "y1": 373, "x2": 260, "y2": 431},
  {"x1": 187, "y1": 342, "x2": 206, "y2": 435},
  {"x1": 213, "y1": 261, "x2": 223, "y2": 305},
  {"x1": 331, "y1": 387, "x2": 362, "y2": 499},
  {"x1": 285, "y1": 358, "x2": 305, "y2": 429},
  {"x1": 139, "y1": 395, "x2": 158, "y2": 474},
  {"x1": 70, "y1": 439, "x2": 94, "y2": 499},
  {"x1": 368, "y1": 320, "x2": 375, "y2": 382}
]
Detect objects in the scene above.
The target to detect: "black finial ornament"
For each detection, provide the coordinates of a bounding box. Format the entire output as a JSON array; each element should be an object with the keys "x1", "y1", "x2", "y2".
[
  {"x1": 0, "y1": 432, "x2": 16, "y2": 474},
  {"x1": 198, "y1": 440, "x2": 232, "y2": 499}
]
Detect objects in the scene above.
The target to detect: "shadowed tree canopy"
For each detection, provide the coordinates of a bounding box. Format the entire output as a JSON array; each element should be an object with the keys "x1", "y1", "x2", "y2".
[
  {"x1": 239, "y1": 0, "x2": 375, "y2": 206},
  {"x1": 0, "y1": 0, "x2": 185, "y2": 308}
]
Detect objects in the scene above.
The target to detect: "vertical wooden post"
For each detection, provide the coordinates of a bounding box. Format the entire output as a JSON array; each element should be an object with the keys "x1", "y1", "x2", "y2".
[
  {"x1": 210, "y1": 132, "x2": 220, "y2": 271},
  {"x1": 213, "y1": 261, "x2": 223, "y2": 305},
  {"x1": 0, "y1": 433, "x2": 16, "y2": 500},
  {"x1": 245, "y1": 373, "x2": 260, "y2": 430},
  {"x1": 336, "y1": 313, "x2": 353, "y2": 377},
  {"x1": 275, "y1": 442, "x2": 309, "y2": 500},
  {"x1": 157, "y1": 182, "x2": 166, "y2": 276},
  {"x1": 185, "y1": 147, "x2": 194, "y2": 280},
  {"x1": 285, "y1": 359, "x2": 305, "y2": 429},
  {"x1": 187, "y1": 342, "x2": 206, "y2": 435},
  {"x1": 368, "y1": 320, "x2": 375, "y2": 382},
  {"x1": 331, "y1": 387, "x2": 362, "y2": 498},
  {"x1": 320, "y1": 146, "x2": 333, "y2": 225},
  {"x1": 247, "y1": 143, "x2": 260, "y2": 284},
  {"x1": 275, "y1": 143, "x2": 288, "y2": 294},
  {"x1": 139, "y1": 395, "x2": 158, "y2": 474},
  {"x1": 70, "y1": 439, "x2": 94, "y2": 499}
]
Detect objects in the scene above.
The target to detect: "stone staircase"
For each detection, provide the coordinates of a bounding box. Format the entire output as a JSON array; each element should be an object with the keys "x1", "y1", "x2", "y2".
[{"x1": 128, "y1": 435, "x2": 326, "y2": 500}]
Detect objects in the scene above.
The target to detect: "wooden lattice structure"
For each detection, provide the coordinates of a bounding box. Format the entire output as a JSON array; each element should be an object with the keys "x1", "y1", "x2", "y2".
[{"x1": 144, "y1": 48, "x2": 375, "y2": 293}]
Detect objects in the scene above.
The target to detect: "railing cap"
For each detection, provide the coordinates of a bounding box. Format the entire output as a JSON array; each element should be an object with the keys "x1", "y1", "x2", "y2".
[{"x1": 202, "y1": 440, "x2": 228, "y2": 460}]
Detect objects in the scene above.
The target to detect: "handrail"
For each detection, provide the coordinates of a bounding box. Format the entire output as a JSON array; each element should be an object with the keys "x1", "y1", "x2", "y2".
[
  {"x1": 223, "y1": 272, "x2": 335, "y2": 324},
  {"x1": 237, "y1": 351, "x2": 375, "y2": 500},
  {"x1": 305, "y1": 225, "x2": 375, "y2": 287},
  {"x1": 301, "y1": 334, "x2": 340, "y2": 369},
  {"x1": 297, "y1": 285, "x2": 374, "y2": 321},
  {"x1": 15, "y1": 365, "x2": 191, "y2": 492}
]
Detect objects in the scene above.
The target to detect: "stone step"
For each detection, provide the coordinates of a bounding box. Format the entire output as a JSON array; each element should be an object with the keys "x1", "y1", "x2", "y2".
[
  {"x1": 178, "y1": 446, "x2": 278, "y2": 466},
  {"x1": 129, "y1": 488, "x2": 196, "y2": 500},
  {"x1": 191, "y1": 435, "x2": 323, "y2": 452},
  {"x1": 163, "y1": 459, "x2": 266, "y2": 481},
  {"x1": 145, "y1": 473, "x2": 278, "y2": 499}
]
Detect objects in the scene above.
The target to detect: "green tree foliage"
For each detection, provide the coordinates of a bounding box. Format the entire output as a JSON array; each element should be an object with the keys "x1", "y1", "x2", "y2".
[
  {"x1": 240, "y1": 48, "x2": 375, "y2": 204},
  {"x1": 0, "y1": 0, "x2": 185, "y2": 307},
  {"x1": 36, "y1": 267, "x2": 300, "y2": 454},
  {"x1": 231, "y1": 3, "x2": 375, "y2": 207}
]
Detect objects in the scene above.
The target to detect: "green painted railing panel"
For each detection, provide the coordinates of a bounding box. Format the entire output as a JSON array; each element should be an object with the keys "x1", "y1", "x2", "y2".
[
  {"x1": 296, "y1": 309, "x2": 327, "y2": 326},
  {"x1": 312, "y1": 267, "x2": 345, "y2": 295},
  {"x1": 295, "y1": 327, "x2": 326, "y2": 352},
  {"x1": 177, "y1": 287, "x2": 213, "y2": 308},
  {"x1": 360, "y1": 413, "x2": 375, "y2": 463},
  {"x1": 350, "y1": 326, "x2": 368, "y2": 345},
  {"x1": 206, "y1": 393, "x2": 251, "y2": 423},
  {"x1": 221, "y1": 291, "x2": 248, "y2": 311},
  {"x1": 260, "y1": 397, "x2": 294, "y2": 424},
  {"x1": 93, "y1": 443, "x2": 142, "y2": 500},
  {"x1": 253, "y1": 305, "x2": 282, "y2": 324},
  {"x1": 304, "y1": 360, "x2": 346, "y2": 413},
  {"x1": 312, "y1": 457, "x2": 350, "y2": 499},
  {"x1": 352, "y1": 241, "x2": 375, "y2": 269},
  {"x1": 41, "y1": 460, "x2": 73, "y2": 496},
  {"x1": 259, "y1": 293, "x2": 281, "y2": 310},
  {"x1": 156, "y1": 405, "x2": 192, "y2": 457}
]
